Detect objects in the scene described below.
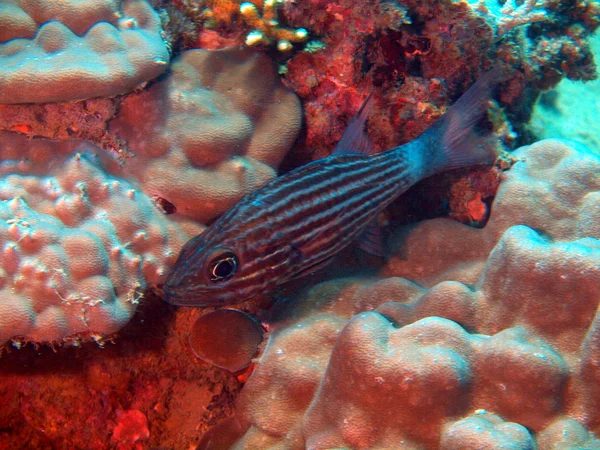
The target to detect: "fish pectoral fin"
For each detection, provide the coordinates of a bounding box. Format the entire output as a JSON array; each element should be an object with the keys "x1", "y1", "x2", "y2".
[
  {"x1": 189, "y1": 309, "x2": 264, "y2": 373},
  {"x1": 285, "y1": 251, "x2": 337, "y2": 282},
  {"x1": 357, "y1": 217, "x2": 388, "y2": 258},
  {"x1": 331, "y1": 92, "x2": 376, "y2": 156}
]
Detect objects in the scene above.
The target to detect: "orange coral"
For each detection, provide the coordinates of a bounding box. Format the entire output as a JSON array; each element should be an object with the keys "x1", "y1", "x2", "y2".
[{"x1": 239, "y1": 0, "x2": 308, "y2": 51}]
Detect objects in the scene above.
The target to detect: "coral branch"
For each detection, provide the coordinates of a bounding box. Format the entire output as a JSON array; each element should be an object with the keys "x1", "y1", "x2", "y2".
[
  {"x1": 474, "y1": 0, "x2": 549, "y2": 36},
  {"x1": 239, "y1": 0, "x2": 308, "y2": 51},
  {"x1": 497, "y1": 0, "x2": 548, "y2": 35}
]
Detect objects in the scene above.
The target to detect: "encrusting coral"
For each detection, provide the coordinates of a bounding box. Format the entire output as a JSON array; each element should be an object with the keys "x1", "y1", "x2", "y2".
[
  {"x1": 0, "y1": 0, "x2": 170, "y2": 104},
  {"x1": 278, "y1": 0, "x2": 599, "y2": 164},
  {"x1": 208, "y1": 139, "x2": 600, "y2": 449}
]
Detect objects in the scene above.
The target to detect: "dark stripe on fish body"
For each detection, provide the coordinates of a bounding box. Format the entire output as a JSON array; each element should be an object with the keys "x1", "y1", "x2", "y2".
[
  {"x1": 235, "y1": 149, "x2": 412, "y2": 284},
  {"x1": 247, "y1": 152, "x2": 396, "y2": 221},
  {"x1": 263, "y1": 153, "x2": 402, "y2": 240},
  {"x1": 242, "y1": 157, "x2": 369, "y2": 225},
  {"x1": 297, "y1": 179, "x2": 398, "y2": 270}
]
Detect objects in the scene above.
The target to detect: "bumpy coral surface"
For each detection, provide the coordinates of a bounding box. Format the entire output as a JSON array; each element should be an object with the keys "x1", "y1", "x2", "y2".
[
  {"x1": 214, "y1": 139, "x2": 600, "y2": 448},
  {"x1": 0, "y1": 132, "x2": 187, "y2": 345},
  {"x1": 110, "y1": 48, "x2": 302, "y2": 224},
  {"x1": 0, "y1": 47, "x2": 302, "y2": 346},
  {"x1": 0, "y1": 0, "x2": 170, "y2": 104}
]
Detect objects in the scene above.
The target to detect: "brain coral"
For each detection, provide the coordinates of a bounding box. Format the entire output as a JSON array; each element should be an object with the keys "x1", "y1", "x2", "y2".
[
  {"x1": 0, "y1": 132, "x2": 187, "y2": 345},
  {"x1": 214, "y1": 139, "x2": 600, "y2": 449},
  {"x1": 0, "y1": 0, "x2": 170, "y2": 104},
  {"x1": 110, "y1": 48, "x2": 302, "y2": 224}
]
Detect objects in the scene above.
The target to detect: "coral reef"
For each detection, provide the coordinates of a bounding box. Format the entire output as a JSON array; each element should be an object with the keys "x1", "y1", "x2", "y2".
[
  {"x1": 0, "y1": 0, "x2": 597, "y2": 447},
  {"x1": 0, "y1": 46, "x2": 302, "y2": 345},
  {"x1": 278, "y1": 0, "x2": 599, "y2": 164},
  {"x1": 211, "y1": 139, "x2": 600, "y2": 448},
  {"x1": 171, "y1": 0, "x2": 311, "y2": 51},
  {"x1": 473, "y1": 0, "x2": 549, "y2": 36},
  {"x1": 0, "y1": 132, "x2": 188, "y2": 345},
  {"x1": 239, "y1": 0, "x2": 308, "y2": 51},
  {"x1": 110, "y1": 48, "x2": 302, "y2": 225},
  {"x1": 0, "y1": 0, "x2": 170, "y2": 104}
]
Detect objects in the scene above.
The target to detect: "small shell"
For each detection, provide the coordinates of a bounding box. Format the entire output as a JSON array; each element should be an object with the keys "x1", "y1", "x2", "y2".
[{"x1": 189, "y1": 309, "x2": 264, "y2": 373}]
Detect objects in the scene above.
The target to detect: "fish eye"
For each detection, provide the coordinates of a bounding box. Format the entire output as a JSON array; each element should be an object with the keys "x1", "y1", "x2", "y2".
[{"x1": 207, "y1": 252, "x2": 239, "y2": 283}]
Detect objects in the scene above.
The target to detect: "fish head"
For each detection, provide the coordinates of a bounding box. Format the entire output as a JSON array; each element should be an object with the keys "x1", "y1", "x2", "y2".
[
  {"x1": 163, "y1": 231, "x2": 245, "y2": 306},
  {"x1": 163, "y1": 228, "x2": 293, "y2": 307}
]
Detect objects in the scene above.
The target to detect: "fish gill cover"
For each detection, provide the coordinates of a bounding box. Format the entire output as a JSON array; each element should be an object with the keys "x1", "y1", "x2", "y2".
[{"x1": 0, "y1": 0, "x2": 598, "y2": 448}]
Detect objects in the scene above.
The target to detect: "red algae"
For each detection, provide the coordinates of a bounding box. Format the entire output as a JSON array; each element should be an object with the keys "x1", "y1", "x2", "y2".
[
  {"x1": 111, "y1": 410, "x2": 150, "y2": 448},
  {"x1": 0, "y1": 293, "x2": 241, "y2": 449}
]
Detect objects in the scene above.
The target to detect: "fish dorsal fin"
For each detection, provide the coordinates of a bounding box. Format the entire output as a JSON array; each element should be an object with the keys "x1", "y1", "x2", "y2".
[
  {"x1": 357, "y1": 217, "x2": 387, "y2": 257},
  {"x1": 332, "y1": 92, "x2": 376, "y2": 156}
]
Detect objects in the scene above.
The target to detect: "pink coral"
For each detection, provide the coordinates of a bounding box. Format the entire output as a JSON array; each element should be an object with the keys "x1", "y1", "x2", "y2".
[
  {"x1": 110, "y1": 48, "x2": 302, "y2": 225},
  {"x1": 208, "y1": 139, "x2": 600, "y2": 448},
  {"x1": 441, "y1": 412, "x2": 534, "y2": 449},
  {"x1": 0, "y1": 132, "x2": 188, "y2": 345},
  {"x1": 0, "y1": 0, "x2": 170, "y2": 104}
]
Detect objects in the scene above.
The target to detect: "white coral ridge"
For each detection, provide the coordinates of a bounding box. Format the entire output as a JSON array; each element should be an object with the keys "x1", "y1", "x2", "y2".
[
  {"x1": 472, "y1": 0, "x2": 548, "y2": 36},
  {"x1": 0, "y1": 134, "x2": 187, "y2": 345}
]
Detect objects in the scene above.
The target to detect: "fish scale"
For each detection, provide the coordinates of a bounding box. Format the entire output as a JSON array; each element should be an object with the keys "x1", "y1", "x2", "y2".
[{"x1": 223, "y1": 152, "x2": 410, "y2": 290}]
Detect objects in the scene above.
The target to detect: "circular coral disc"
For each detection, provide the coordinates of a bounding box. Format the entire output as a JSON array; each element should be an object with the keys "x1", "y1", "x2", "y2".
[{"x1": 189, "y1": 309, "x2": 264, "y2": 373}]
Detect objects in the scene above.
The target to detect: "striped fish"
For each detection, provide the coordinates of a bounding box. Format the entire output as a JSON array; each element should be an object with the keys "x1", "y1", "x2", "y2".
[{"x1": 163, "y1": 70, "x2": 502, "y2": 306}]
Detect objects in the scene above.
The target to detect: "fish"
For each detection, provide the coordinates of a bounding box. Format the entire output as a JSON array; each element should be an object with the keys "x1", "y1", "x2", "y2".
[{"x1": 163, "y1": 70, "x2": 503, "y2": 307}]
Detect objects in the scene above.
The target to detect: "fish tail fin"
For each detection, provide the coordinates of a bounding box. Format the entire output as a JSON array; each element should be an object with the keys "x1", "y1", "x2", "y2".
[{"x1": 421, "y1": 68, "x2": 506, "y2": 176}]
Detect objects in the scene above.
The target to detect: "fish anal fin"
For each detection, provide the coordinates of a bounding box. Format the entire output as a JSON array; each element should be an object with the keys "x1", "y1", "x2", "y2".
[
  {"x1": 286, "y1": 251, "x2": 336, "y2": 281},
  {"x1": 357, "y1": 217, "x2": 387, "y2": 258},
  {"x1": 332, "y1": 92, "x2": 376, "y2": 156}
]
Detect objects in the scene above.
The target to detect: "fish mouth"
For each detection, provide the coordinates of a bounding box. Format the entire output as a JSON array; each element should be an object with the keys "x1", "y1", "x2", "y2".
[
  {"x1": 161, "y1": 280, "x2": 223, "y2": 307},
  {"x1": 160, "y1": 281, "x2": 185, "y2": 305},
  {"x1": 162, "y1": 263, "x2": 199, "y2": 306},
  {"x1": 161, "y1": 284, "x2": 188, "y2": 306}
]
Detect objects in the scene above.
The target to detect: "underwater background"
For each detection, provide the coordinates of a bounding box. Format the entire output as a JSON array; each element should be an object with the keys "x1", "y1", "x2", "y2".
[{"x1": 0, "y1": 0, "x2": 599, "y2": 448}]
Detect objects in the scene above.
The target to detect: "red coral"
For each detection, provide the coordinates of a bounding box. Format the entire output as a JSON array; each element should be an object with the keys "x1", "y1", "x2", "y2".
[
  {"x1": 279, "y1": 0, "x2": 499, "y2": 165},
  {"x1": 112, "y1": 410, "x2": 150, "y2": 448}
]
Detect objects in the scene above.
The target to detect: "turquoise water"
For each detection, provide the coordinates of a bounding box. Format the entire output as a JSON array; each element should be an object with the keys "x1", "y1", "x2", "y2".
[{"x1": 531, "y1": 31, "x2": 600, "y2": 152}]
